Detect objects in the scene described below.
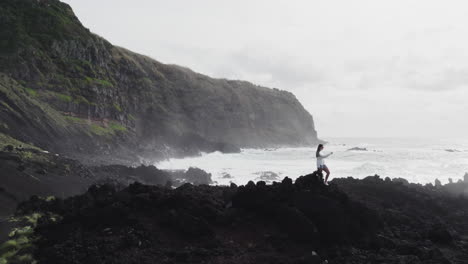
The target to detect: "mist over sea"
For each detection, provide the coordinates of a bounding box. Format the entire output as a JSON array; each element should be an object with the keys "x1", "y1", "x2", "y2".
[{"x1": 156, "y1": 138, "x2": 468, "y2": 185}]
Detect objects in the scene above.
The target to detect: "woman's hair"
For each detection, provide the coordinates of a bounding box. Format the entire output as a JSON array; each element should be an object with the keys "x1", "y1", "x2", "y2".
[{"x1": 316, "y1": 144, "x2": 323, "y2": 157}]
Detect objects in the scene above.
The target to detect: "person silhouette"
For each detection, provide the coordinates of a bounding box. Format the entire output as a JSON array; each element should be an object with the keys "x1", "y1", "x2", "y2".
[{"x1": 316, "y1": 144, "x2": 333, "y2": 185}]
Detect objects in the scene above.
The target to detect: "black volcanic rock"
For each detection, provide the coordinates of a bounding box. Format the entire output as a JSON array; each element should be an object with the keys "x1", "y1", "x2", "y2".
[
  {"x1": 442, "y1": 179, "x2": 468, "y2": 197},
  {"x1": 428, "y1": 223, "x2": 453, "y2": 244},
  {"x1": 167, "y1": 167, "x2": 213, "y2": 187},
  {"x1": 347, "y1": 147, "x2": 368, "y2": 151},
  {"x1": 0, "y1": 0, "x2": 318, "y2": 163},
  {"x1": 0, "y1": 149, "x2": 93, "y2": 219},
  {"x1": 90, "y1": 164, "x2": 176, "y2": 189},
  {"x1": 6, "y1": 172, "x2": 468, "y2": 263},
  {"x1": 182, "y1": 167, "x2": 213, "y2": 185},
  {"x1": 9, "y1": 172, "x2": 379, "y2": 264},
  {"x1": 445, "y1": 149, "x2": 461, "y2": 153},
  {"x1": 0, "y1": 148, "x2": 212, "y2": 221},
  {"x1": 332, "y1": 176, "x2": 468, "y2": 263},
  {"x1": 254, "y1": 171, "x2": 281, "y2": 182}
]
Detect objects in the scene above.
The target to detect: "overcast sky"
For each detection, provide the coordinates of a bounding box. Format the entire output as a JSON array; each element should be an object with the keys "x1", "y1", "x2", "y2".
[{"x1": 63, "y1": 0, "x2": 468, "y2": 139}]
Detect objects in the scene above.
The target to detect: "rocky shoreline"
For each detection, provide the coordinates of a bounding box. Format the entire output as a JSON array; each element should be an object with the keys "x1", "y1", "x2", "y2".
[
  {"x1": 2, "y1": 152, "x2": 468, "y2": 263},
  {"x1": 0, "y1": 145, "x2": 214, "y2": 245}
]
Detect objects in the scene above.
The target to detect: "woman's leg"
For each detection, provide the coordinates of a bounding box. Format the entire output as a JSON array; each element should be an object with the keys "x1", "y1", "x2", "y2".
[
  {"x1": 317, "y1": 167, "x2": 323, "y2": 181},
  {"x1": 323, "y1": 166, "x2": 331, "y2": 183}
]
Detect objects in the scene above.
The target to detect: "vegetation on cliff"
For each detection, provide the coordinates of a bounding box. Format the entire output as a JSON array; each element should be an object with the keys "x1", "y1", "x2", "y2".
[{"x1": 0, "y1": 0, "x2": 318, "y2": 163}]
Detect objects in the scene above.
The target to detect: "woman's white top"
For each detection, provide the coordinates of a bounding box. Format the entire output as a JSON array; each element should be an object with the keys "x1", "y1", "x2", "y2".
[{"x1": 316, "y1": 151, "x2": 332, "y2": 167}]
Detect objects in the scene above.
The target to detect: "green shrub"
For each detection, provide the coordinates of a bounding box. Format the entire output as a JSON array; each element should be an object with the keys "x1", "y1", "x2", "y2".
[
  {"x1": 73, "y1": 64, "x2": 85, "y2": 73},
  {"x1": 90, "y1": 122, "x2": 127, "y2": 136},
  {"x1": 24, "y1": 87, "x2": 37, "y2": 97},
  {"x1": 1, "y1": 102, "x2": 19, "y2": 116},
  {"x1": 0, "y1": 133, "x2": 40, "y2": 150},
  {"x1": 113, "y1": 103, "x2": 122, "y2": 112},
  {"x1": 55, "y1": 93, "x2": 72, "y2": 102},
  {"x1": 16, "y1": 254, "x2": 34, "y2": 263},
  {"x1": 25, "y1": 213, "x2": 42, "y2": 225},
  {"x1": 45, "y1": 196, "x2": 56, "y2": 202},
  {"x1": 90, "y1": 124, "x2": 109, "y2": 136},
  {"x1": 109, "y1": 122, "x2": 127, "y2": 132},
  {"x1": 95, "y1": 79, "x2": 113, "y2": 87},
  {"x1": 8, "y1": 226, "x2": 33, "y2": 238},
  {"x1": 84, "y1": 77, "x2": 114, "y2": 88},
  {"x1": 64, "y1": 116, "x2": 86, "y2": 124},
  {"x1": 21, "y1": 152, "x2": 33, "y2": 160},
  {"x1": 0, "y1": 211, "x2": 48, "y2": 264},
  {"x1": 0, "y1": 240, "x2": 17, "y2": 253},
  {"x1": 73, "y1": 95, "x2": 91, "y2": 105}
]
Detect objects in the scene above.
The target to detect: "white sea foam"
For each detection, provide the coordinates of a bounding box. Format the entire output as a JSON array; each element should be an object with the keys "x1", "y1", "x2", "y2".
[{"x1": 155, "y1": 138, "x2": 468, "y2": 185}]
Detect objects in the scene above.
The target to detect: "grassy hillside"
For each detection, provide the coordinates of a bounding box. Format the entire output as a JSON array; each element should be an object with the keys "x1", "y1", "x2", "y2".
[{"x1": 0, "y1": 0, "x2": 318, "y2": 163}]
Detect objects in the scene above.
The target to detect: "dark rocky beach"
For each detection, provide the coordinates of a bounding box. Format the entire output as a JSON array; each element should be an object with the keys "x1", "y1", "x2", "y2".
[
  {"x1": 1, "y1": 1, "x2": 468, "y2": 263},
  {"x1": 2, "y1": 147, "x2": 468, "y2": 264}
]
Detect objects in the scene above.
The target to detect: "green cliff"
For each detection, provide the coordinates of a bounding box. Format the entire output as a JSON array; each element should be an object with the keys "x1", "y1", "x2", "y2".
[{"x1": 0, "y1": 0, "x2": 318, "y2": 163}]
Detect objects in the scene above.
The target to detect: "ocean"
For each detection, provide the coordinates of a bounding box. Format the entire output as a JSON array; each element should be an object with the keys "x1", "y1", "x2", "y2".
[{"x1": 155, "y1": 137, "x2": 468, "y2": 186}]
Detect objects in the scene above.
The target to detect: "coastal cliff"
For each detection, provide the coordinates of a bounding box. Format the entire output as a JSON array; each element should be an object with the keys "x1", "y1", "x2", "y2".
[{"x1": 0, "y1": 0, "x2": 318, "y2": 163}]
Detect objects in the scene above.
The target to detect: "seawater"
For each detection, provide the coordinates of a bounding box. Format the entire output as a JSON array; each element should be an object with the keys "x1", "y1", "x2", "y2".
[{"x1": 155, "y1": 137, "x2": 468, "y2": 185}]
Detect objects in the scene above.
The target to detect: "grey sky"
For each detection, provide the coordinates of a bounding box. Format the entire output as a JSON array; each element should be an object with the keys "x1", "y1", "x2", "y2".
[{"x1": 63, "y1": 0, "x2": 468, "y2": 138}]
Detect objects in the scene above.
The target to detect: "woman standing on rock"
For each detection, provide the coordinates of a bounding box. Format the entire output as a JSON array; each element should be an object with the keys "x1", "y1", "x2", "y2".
[{"x1": 316, "y1": 144, "x2": 333, "y2": 185}]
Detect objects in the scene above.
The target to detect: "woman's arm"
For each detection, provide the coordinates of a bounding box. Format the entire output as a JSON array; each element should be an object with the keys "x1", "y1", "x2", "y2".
[{"x1": 319, "y1": 152, "x2": 333, "y2": 158}]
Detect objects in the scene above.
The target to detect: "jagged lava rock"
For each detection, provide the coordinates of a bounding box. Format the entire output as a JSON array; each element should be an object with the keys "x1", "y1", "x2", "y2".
[{"x1": 16, "y1": 172, "x2": 378, "y2": 264}]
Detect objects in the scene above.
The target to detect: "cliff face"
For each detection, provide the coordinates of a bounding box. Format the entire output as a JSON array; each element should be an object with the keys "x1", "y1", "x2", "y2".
[{"x1": 0, "y1": 0, "x2": 318, "y2": 162}]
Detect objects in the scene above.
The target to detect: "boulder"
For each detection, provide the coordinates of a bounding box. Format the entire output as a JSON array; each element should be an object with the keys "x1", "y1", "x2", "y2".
[
  {"x1": 428, "y1": 224, "x2": 453, "y2": 244},
  {"x1": 435, "y1": 179, "x2": 442, "y2": 188},
  {"x1": 347, "y1": 147, "x2": 368, "y2": 151}
]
